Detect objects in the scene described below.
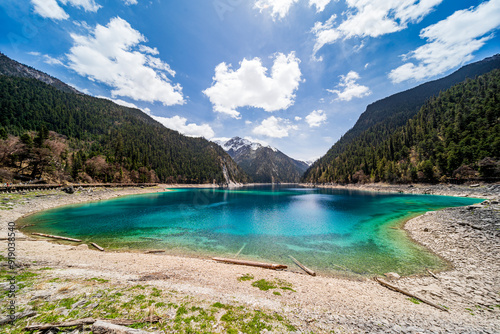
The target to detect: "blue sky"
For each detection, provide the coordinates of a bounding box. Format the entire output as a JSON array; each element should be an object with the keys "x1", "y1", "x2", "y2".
[{"x1": 1, "y1": 0, "x2": 499, "y2": 161}]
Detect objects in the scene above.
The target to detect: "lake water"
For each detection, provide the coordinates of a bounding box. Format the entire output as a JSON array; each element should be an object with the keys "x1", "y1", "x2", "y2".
[{"x1": 20, "y1": 186, "x2": 481, "y2": 276}]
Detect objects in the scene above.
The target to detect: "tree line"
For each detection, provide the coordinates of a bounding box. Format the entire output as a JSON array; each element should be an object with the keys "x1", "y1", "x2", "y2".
[{"x1": 304, "y1": 69, "x2": 500, "y2": 183}]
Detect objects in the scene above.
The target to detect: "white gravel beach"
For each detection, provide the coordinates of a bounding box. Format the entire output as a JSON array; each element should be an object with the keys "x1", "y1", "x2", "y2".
[{"x1": 1, "y1": 184, "x2": 499, "y2": 333}]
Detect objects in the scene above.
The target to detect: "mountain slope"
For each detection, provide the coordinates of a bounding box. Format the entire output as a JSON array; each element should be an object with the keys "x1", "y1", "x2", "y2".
[
  {"x1": 217, "y1": 137, "x2": 308, "y2": 183},
  {"x1": 0, "y1": 54, "x2": 248, "y2": 184},
  {"x1": 304, "y1": 54, "x2": 500, "y2": 183},
  {"x1": 0, "y1": 52, "x2": 80, "y2": 94},
  {"x1": 305, "y1": 69, "x2": 500, "y2": 183}
]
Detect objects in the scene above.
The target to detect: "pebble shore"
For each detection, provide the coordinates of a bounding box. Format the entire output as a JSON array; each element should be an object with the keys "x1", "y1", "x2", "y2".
[{"x1": 0, "y1": 183, "x2": 499, "y2": 333}]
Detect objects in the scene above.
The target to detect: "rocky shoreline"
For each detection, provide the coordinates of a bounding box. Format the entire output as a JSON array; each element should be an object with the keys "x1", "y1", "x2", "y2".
[{"x1": 0, "y1": 183, "x2": 499, "y2": 333}]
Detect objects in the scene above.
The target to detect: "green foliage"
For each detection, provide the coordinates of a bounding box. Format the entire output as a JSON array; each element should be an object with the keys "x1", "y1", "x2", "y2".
[
  {"x1": 237, "y1": 274, "x2": 254, "y2": 282},
  {"x1": 0, "y1": 74, "x2": 247, "y2": 184},
  {"x1": 251, "y1": 279, "x2": 277, "y2": 291},
  {"x1": 304, "y1": 69, "x2": 500, "y2": 183}
]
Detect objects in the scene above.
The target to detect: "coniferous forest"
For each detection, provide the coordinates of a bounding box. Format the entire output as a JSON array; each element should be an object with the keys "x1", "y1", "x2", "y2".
[
  {"x1": 303, "y1": 69, "x2": 500, "y2": 184},
  {"x1": 0, "y1": 75, "x2": 248, "y2": 184}
]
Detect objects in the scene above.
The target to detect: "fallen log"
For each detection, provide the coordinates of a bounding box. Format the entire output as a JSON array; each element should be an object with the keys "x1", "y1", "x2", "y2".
[
  {"x1": 288, "y1": 255, "x2": 316, "y2": 276},
  {"x1": 0, "y1": 310, "x2": 36, "y2": 325},
  {"x1": 144, "y1": 250, "x2": 165, "y2": 254},
  {"x1": 31, "y1": 233, "x2": 81, "y2": 243},
  {"x1": 212, "y1": 257, "x2": 287, "y2": 270},
  {"x1": 25, "y1": 317, "x2": 95, "y2": 331},
  {"x1": 426, "y1": 268, "x2": 439, "y2": 279},
  {"x1": 93, "y1": 320, "x2": 160, "y2": 334},
  {"x1": 235, "y1": 243, "x2": 247, "y2": 257},
  {"x1": 375, "y1": 277, "x2": 448, "y2": 312},
  {"x1": 25, "y1": 315, "x2": 161, "y2": 331},
  {"x1": 91, "y1": 242, "x2": 105, "y2": 252}
]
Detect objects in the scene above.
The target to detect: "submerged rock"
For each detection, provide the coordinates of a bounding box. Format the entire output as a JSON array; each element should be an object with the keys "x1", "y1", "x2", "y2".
[{"x1": 384, "y1": 272, "x2": 401, "y2": 280}]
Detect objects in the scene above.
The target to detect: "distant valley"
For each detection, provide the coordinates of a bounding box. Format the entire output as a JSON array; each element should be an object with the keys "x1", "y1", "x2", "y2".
[
  {"x1": 0, "y1": 52, "x2": 499, "y2": 186},
  {"x1": 216, "y1": 137, "x2": 309, "y2": 183}
]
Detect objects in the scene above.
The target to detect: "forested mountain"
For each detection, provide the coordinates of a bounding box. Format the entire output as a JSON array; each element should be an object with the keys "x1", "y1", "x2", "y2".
[
  {"x1": 0, "y1": 52, "x2": 79, "y2": 94},
  {"x1": 217, "y1": 137, "x2": 309, "y2": 183},
  {"x1": 304, "y1": 69, "x2": 500, "y2": 183},
  {"x1": 0, "y1": 54, "x2": 248, "y2": 184},
  {"x1": 304, "y1": 54, "x2": 500, "y2": 183}
]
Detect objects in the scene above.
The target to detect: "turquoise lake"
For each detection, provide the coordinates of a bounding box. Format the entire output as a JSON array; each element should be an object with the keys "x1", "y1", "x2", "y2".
[{"x1": 20, "y1": 186, "x2": 481, "y2": 276}]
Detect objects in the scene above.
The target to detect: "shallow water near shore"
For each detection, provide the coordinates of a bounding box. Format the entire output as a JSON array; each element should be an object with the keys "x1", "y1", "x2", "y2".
[{"x1": 19, "y1": 185, "x2": 481, "y2": 276}]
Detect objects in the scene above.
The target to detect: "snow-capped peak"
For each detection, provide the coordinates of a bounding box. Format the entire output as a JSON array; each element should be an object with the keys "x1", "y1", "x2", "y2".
[{"x1": 215, "y1": 137, "x2": 277, "y2": 153}]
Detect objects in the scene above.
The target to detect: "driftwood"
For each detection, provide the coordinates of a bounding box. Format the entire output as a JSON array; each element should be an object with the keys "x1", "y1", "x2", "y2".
[
  {"x1": 93, "y1": 320, "x2": 160, "y2": 334},
  {"x1": 235, "y1": 243, "x2": 247, "y2": 257},
  {"x1": 25, "y1": 317, "x2": 96, "y2": 330},
  {"x1": 375, "y1": 277, "x2": 448, "y2": 312},
  {"x1": 144, "y1": 250, "x2": 165, "y2": 254},
  {"x1": 25, "y1": 315, "x2": 161, "y2": 331},
  {"x1": 288, "y1": 255, "x2": 316, "y2": 276},
  {"x1": 31, "y1": 233, "x2": 82, "y2": 242},
  {"x1": 426, "y1": 268, "x2": 439, "y2": 279},
  {"x1": 213, "y1": 257, "x2": 287, "y2": 270},
  {"x1": 91, "y1": 242, "x2": 105, "y2": 251},
  {"x1": 0, "y1": 310, "x2": 36, "y2": 325}
]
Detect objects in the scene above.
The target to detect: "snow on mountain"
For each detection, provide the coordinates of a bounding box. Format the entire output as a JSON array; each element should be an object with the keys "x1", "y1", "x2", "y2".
[{"x1": 213, "y1": 137, "x2": 309, "y2": 183}]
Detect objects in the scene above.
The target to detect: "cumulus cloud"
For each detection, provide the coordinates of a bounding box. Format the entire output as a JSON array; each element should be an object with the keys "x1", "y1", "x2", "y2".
[
  {"x1": 305, "y1": 109, "x2": 327, "y2": 127},
  {"x1": 151, "y1": 115, "x2": 215, "y2": 139},
  {"x1": 97, "y1": 96, "x2": 141, "y2": 109},
  {"x1": 31, "y1": 0, "x2": 100, "y2": 20},
  {"x1": 254, "y1": 0, "x2": 299, "y2": 20},
  {"x1": 253, "y1": 116, "x2": 298, "y2": 138},
  {"x1": 31, "y1": 0, "x2": 69, "y2": 20},
  {"x1": 60, "y1": 0, "x2": 101, "y2": 12},
  {"x1": 312, "y1": 0, "x2": 442, "y2": 59},
  {"x1": 309, "y1": 0, "x2": 332, "y2": 13},
  {"x1": 327, "y1": 71, "x2": 371, "y2": 101},
  {"x1": 389, "y1": 0, "x2": 500, "y2": 83},
  {"x1": 123, "y1": 0, "x2": 138, "y2": 5},
  {"x1": 67, "y1": 17, "x2": 184, "y2": 106},
  {"x1": 203, "y1": 52, "x2": 302, "y2": 118},
  {"x1": 29, "y1": 51, "x2": 66, "y2": 66}
]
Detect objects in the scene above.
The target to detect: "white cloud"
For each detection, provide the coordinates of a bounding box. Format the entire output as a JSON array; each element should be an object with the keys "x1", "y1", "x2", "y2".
[
  {"x1": 60, "y1": 0, "x2": 101, "y2": 12},
  {"x1": 253, "y1": 116, "x2": 297, "y2": 138},
  {"x1": 309, "y1": 0, "x2": 332, "y2": 13},
  {"x1": 43, "y1": 55, "x2": 65, "y2": 66},
  {"x1": 31, "y1": 0, "x2": 100, "y2": 20},
  {"x1": 203, "y1": 52, "x2": 302, "y2": 118},
  {"x1": 245, "y1": 120, "x2": 253, "y2": 124},
  {"x1": 389, "y1": 0, "x2": 500, "y2": 83},
  {"x1": 31, "y1": 0, "x2": 69, "y2": 20},
  {"x1": 29, "y1": 51, "x2": 65, "y2": 66},
  {"x1": 312, "y1": 0, "x2": 442, "y2": 58},
  {"x1": 151, "y1": 115, "x2": 215, "y2": 139},
  {"x1": 138, "y1": 45, "x2": 159, "y2": 55},
  {"x1": 294, "y1": 116, "x2": 302, "y2": 121},
  {"x1": 95, "y1": 97, "x2": 213, "y2": 139},
  {"x1": 254, "y1": 0, "x2": 299, "y2": 20},
  {"x1": 327, "y1": 71, "x2": 371, "y2": 101},
  {"x1": 305, "y1": 109, "x2": 327, "y2": 127},
  {"x1": 67, "y1": 17, "x2": 184, "y2": 106},
  {"x1": 123, "y1": 0, "x2": 138, "y2": 5},
  {"x1": 97, "y1": 96, "x2": 141, "y2": 109}
]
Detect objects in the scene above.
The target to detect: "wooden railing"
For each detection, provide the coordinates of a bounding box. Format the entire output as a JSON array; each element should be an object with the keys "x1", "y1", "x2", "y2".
[{"x1": 0, "y1": 183, "x2": 158, "y2": 193}]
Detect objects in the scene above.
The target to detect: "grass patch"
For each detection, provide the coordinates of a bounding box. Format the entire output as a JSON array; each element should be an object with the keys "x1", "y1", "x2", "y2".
[
  {"x1": 4, "y1": 269, "x2": 298, "y2": 334},
  {"x1": 86, "y1": 277, "x2": 109, "y2": 283},
  {"x1": 237, "y1": 273, "x2": 254, "y2": 282},
  {"x1": 251, "y1": 279, "x2": 277, "y2": 291},
  {"x1": 408, "y1": 297, "x2": 421, "y2": 304}
]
